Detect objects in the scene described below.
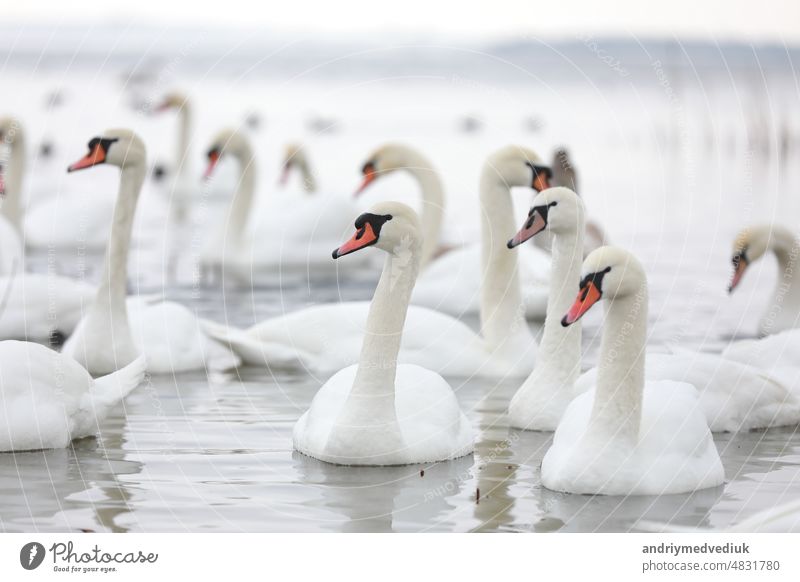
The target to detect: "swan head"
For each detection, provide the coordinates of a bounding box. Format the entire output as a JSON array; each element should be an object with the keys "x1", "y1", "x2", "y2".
[
  {"x1": 482, "y1": 145, "x2": 552, "y2": 192},
  {"x1": 508, "y1": 187, "x2": 584, "y2": 248},
  {"x1": 152, "y1": 91, "x2": 189, "y2": 113},
  {"x1": 67, "y1": 129, "x2": 146, "y2": 172},
  {"x1": 728, "y1": 225, "x2": 775, "y2": 293},
  {"x1": 203, "y1": 128, "x2": 252, "y2": 179},
  {"x1": 0, "y1": 117, "x2": 23, "y2": 147},
  {"x1": 355, "y1": 143, "x2": 424, "y2": 196},
  {"x1": 333, "y1": 201, "x2": 419, "y2": 259},
  {"x1": 562, "y1": 246, "x2": 645, "y2": 326},
  {"x1": 279, "y1": 143, "x2": 309, "y2": 185}
]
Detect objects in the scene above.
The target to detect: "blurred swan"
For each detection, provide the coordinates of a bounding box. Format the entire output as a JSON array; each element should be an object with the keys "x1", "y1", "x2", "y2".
[
  {"x1": 0, "y1": 340, "x2": 146, "y2": 451},
  {"x1": 293, "y1": 202, "x2": 473, "y2": 465},
  {"x1": 405, "y1": 146, "x2": 553, "y2": 319},
  {"x1": 200, "y1": 129, "x2": 366, "y2": 284},
  {"x1": 201, "y1": 148, "x2": 542, "y2": 378},
  {"x1": 543, "y1": 246, "x2": 724, "y2": 495},
  {"x1": 0, "y1": 118, "x2": 95, "y2": 342},
  {"x1": 62, "y1": 130, "x2": 235, "y2": 375},
  {"x1": 0, "y1": 118, "x2": 24, "y2": 273},
  {"x1": 728, "y1": 224, "x2": 800, "y2": 335}
]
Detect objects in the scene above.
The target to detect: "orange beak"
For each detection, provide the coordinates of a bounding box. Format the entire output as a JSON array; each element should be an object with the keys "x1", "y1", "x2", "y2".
[
  {"x1": 332, "y1": 223, "x2": 378, "y2": 259},
  {"x1": 533, "y1": 173, "x2": 551, "y2": 192},
  {"x1": 278, "y1": 163, "x2": 291, "y2": 187},
  {"x1": 729, "y1": 256, "x2": 748, "y2": 293},
  {"x1": 204, "y1": 151, "x2": 220, "y2": 180},
  {"x1": 67, "y1": 143, "x2": 106, "y2": 172},
  {"x1": 152, "y1": 100, "x2": 171, "y2": 113},
  {"x1": 508, "y1": 207, "x2": 547, "y2": 248},
  {"x1": 562, "y1": 281, "x2": 602, "y2": 326},
  {"x1": 355, "y1": 166, "x2": 377, "y2": 197}
]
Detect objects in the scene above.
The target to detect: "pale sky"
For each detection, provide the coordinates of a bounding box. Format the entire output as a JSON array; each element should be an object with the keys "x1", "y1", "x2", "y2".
[{"x1": 4, "y1": 0, "x2": 800, "y2": 43}]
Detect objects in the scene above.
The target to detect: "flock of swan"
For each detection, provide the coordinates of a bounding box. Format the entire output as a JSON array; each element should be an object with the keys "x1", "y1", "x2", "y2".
[{"x1": 1, "y1": 89, "x2": 800, "y2": 528}]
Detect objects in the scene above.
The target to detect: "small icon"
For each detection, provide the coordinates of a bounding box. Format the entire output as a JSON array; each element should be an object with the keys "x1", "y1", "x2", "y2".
[{"x1": 20, "y1": 542, "x2": 46, "y2": 570}]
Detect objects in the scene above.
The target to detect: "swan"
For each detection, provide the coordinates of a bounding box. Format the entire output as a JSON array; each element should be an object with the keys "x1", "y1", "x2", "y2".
[
  {"x1": 0, "y1": 118, "x2": 24, "y2": 273},
  {"x1": 728, "y1": 224, "x2": 800, "y2": 336},
  {"x1": 355, "y1": 143, "x2": 447, "y2": 269},
  {"x1": 62, "y1": 129, "x2": 233, "y2": 375},
  {"x1": 278, "y1": 143, "x2": 317, "y2": 193},
  {"x1": 508, "y1": 192, "x2": 800, "y2": 432},
  {"x1": 506, "y1": 187, "x2": 586, "y2": 430},
  {"x1": 542, "y1": 246, "x2": 724, "y2": 495},
  {"x1": 405, "y1": 146, "x2": 553, "y2": 319},
  {"x1": 0, "y1": 340, "x2": 146, "y2": 451},
  {"x1": 199, "y1": 129, "x2": 366, "y2": 283},
  {"x1": 292, "y1": 201, "x2": 473, "y2": 465},
  {"x1": 0, "y1": 118, "x2": 96, "y2": 342},
  {"x1": 201, "y1": 148, "x2": 542, "y2": 377}
]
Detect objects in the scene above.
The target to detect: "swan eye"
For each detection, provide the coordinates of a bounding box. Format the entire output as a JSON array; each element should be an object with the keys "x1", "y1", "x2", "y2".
[{"x1": 355, "y1": 227, "x2": 366, "y2": 240}]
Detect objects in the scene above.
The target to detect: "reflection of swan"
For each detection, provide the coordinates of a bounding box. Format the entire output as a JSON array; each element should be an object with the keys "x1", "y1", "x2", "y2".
[
  {"x1": 543, "y1": 247, "x2": 724, "y2": 495},
  {"x1": 294, "y1": 203, "x2": 474, "y2": 465},
  {"x1": 728, "y1": 224, "x2": 800, "y2": 335},
  {"x1": 292, "y1": 452, "x2": 474, "y2": 532},
  {"x1": 63, "y1": 130, "x2": 231, "y2": 374}
]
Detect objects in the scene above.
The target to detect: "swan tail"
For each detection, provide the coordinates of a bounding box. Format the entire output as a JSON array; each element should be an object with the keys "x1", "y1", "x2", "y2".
[
  {"x1": 75, "y1": 356, "x2": 148, "y2": 437},
  {"x1": 200, "y1": 318, "x2": 314, "y2": 370}
]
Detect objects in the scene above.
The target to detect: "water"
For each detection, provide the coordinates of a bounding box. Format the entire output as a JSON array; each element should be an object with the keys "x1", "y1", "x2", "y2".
[{"x1": 1, "y1": 51, "x2": 800, "y2": 531}]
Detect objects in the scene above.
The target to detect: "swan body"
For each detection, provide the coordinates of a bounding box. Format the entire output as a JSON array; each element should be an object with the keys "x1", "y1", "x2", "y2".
[
  {"x1": 542, "y1": 247, "x2": 724, "y2": 495},
  {"x1": 729, "y1": 224, "x2": 800, "y2": 335},
  {"x1": 0, "y1": 341, "x2": 146, "y2": 451},
  {"x1": 293, "y1": 202, "x2": 473, "y2": 465},
  {"x1": 62, "y1": 129, "x2": 228, "y2": 375}
]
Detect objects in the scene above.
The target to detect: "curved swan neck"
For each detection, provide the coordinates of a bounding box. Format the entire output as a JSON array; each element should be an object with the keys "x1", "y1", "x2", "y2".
[
  {"x1": 175, "y1": 102, "x2": 192, "y2": 180},
  {"x1": 769, "y1": 230, "x2": 800, "y2": 304},
  {"x1": 478, "y1": 174, "x2": 530, "y2": 352},
  {"x1": 299, "y1": 162, "x2": 316, "y2": 193},
  {"x1": 537, "y1": 225, "x2": 584, "y2": 376},
  {"x1": 224, "y1": 149, "x2": 257, "y2": 245},
  {"x1": 401, "y1": 153, "x2": 444, "y2": 269},
  {"x1": 1, "y1": 128, "x2": 26, "y2": 231},
  {"x1": 591, "y1": 282, "x2": 648, "y2": 443},
  {"x1": 350, "y1": 234, "x2": 421, "y2": 400}
]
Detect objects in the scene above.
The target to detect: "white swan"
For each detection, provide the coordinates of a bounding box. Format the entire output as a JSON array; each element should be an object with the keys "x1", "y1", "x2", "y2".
[
  {"x1": 201, "y1": 147, "x2": 542, "y2": 377},
  {"x1": 0, "y1": 117, "x2": 24, "y2": 273},
  {"x1": 0, "y1": 340, "x2": 146, "y2": 451},
  {"x1": 407, "y1": 146, "x2": 552, "y2": 319},
  {"x1": 200, "y1": 129, "x2": 365, "y2": 283},
  {"x1": 728, "y1": 224, "x2": 800, "y2": 336},
  {"x1": 0, "y1": 118, "x2": 96, "y2": 342},
  {"x1": 542, "y1": 246, "x2": 724, "y2": 495},
  {"x1": 62, "y1": 129, "x2": 233, "y2": 375},
  {"x1": 506, "y1": 187, "x2": 585, "y2": 430},
  {"x1": 293, "y1": 202, "x2": 473, "y2": 465}
]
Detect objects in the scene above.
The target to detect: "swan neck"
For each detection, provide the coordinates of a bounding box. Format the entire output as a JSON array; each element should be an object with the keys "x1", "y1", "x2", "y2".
[
  {"x1": 591, "y1": 284, "x2": 648, "y2": 443},
  {"x1": 537, "y1": 227, "x2": 584, "y2": 374},
  {"x1": 350, "y1": 236, "x2": 421, "y2": 399},
  {"x1": 405, "y1": 162, "x2": 444, "y2": 269},
  {"x1": 175, "y1": 103, "x2": 192, "y2": 179},
  {"x1": 225, "y1": 152, "x2": 257, "y2": 244},
  {"x1": 769, "y1": 233, "x2": 800, "y2": 309},
  {"x1": 478, "y1": 177, "x2": 530, "y2": 351},
  {"x1": 95, "y1": 164, "x2": 145, "y2": 318},
  {"x1": 300, "y1": 163, "x2": 316, "y2": 193},
  {"x1": 0, "y1": 130, "x2": 26, "y2": 230}
]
